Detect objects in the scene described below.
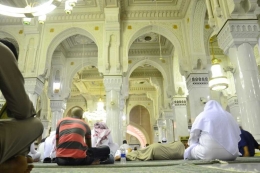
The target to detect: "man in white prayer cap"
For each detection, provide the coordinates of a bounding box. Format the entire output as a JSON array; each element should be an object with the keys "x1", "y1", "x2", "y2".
[{"x1": 184, "y1": 100, "x2": 241, "y2": 161}]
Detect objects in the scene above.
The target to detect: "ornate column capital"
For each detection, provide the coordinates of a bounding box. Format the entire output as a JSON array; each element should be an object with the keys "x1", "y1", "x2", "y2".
[
  {"x1": 186, "y1": 73, "x2": 209, "y2": 90},
  {"x1": 217, "y1": 20, "x2": 260, "y2": 54},
  {"x1": 24, "y1": 77, "x2": 44, "y2": 96},
  {"x1": 103, "y1": 75, "x2": 122, "y2": 92},
  {"x1": 50, "y1": 100, "x2": 66, "y2": 112},
  {"x1": 104, "y1": 7, "x2": 120, "y2": 30},
  {"x1": 227, "y1": 95, "x2": 239, "y2": 107}
]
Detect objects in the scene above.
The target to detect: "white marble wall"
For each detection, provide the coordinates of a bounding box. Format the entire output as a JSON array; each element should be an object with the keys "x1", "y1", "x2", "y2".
[{"x1": 173, "y1": 98, "x2": 189, "y2": 141}]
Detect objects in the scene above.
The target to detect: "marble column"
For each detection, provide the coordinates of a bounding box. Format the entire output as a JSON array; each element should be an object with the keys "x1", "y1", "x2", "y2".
[
  {"x1": 50, "y1": 100, "x2": 66, "y2": 131},
  {"x1": 24, "y1": 77, "x2": 44, "y2": 108},
  {"x1": 172, "y1": 97, "x2": 189, "y2": 141},
  {"x1": 163, "y1": 110, "x2": 175, "y2": 142},
  {"x1": 41, "y1": 119, "x2": 50, "y2": 138},
  {"x1": 227, "y1": 96, "x2": 241, "y2": 124},
  {"x1": 103, "y1": 76, "x2": 122, "y2": 145},
  {"x1": 117, "y1": 98, "x2": 125, "y2": 144},
  {"x1": 186, "y1": 73, "x2": 210, "y2": 122},
  {"x1": 153, "y1": 125, "x2": 159, "y2": 142},
  {"x1": 218, "y1": 20, "x2": 260, "y2": 140},
  {"x1": 157, "y1": 118, "x2": 166, "y2": 142}
]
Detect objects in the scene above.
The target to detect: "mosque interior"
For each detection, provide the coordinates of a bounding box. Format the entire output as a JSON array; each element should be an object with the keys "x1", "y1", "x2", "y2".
[{"x1": 1, "y1": 0, "x2": 260, "y2": 172}]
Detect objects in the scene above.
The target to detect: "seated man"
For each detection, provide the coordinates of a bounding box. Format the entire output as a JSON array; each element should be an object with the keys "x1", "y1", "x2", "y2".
[
  {"x1": 0, "y1": 39, "x2": 43, "y2": 173},
  {"x1": 92, "y1": 122, "x2": 118, "y2": 163},
  {"x1": 56, "y1": 107, "x2": 109, "y2": 165},
  {"x1": 184, "y1": 100, "x2": 241, "y2": 161},
  {"x1": 115, "y1": 141, "x2": 185, "y2": 161},
  {"x1": 239, "y1": 126, "x2": 260, "y2": 157}
]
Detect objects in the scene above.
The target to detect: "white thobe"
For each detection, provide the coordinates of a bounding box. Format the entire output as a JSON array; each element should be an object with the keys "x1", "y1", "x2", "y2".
[{"x1": 185, "y1": 130, "x2": 238, "y2": 160}]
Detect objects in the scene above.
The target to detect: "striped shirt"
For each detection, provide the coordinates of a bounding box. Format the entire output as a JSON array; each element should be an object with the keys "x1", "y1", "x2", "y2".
[{"x1": 56, "y1": 117, "x2": 91, "y2": 158}]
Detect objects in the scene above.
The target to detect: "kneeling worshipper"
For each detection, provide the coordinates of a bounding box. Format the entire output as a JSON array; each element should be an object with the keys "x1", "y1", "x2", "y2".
[
  {"x1": 92, "y1": 121, "x2": 119, "y2": 163},
  {"x1": 238, "y1": 126, "x2": 260, "y2": 157},
  {"x1": 115, "y1": 141, "x2": 185, "y2": 161},
  {"x1": 184, "y1": 100, "x2": 241, "y2": 161}
]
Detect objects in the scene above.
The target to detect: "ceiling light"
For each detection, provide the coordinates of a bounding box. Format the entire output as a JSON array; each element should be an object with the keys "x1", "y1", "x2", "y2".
[
  {"x1": 208, "y1": 39, "x2": 228, "y2": 91},
  {"x1": 23, "y1": 18, "x2": 31, "y2": 25},
  {"x1": 38, "y1": 15, "x2": 46, "y2": 24},
  {"x1": 0, "y1": 0, "x2": 77, "y2": 24},
  {"x1": 0, "y1": 0, "x2": 61, "y2": 18}
]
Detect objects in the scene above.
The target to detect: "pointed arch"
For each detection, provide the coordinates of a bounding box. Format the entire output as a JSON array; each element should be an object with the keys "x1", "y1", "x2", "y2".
[{"x1": 45, "y1": 27, "x2": 99, "y2": 77}]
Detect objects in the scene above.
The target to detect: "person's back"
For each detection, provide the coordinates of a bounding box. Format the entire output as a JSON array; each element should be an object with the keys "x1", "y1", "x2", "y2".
[
  {"x1": 126, "y1": 141, "x2": 185, "y2": 161},
  {"x1": 239, "y1": 128, "x2": 260, "y2": 156},
  {"x1": 184, "y1": 100, "x2": 241, "y2": 160},
  {"x1": 56, "y1": 117, "x2": 91, "y2": 159},
  {"x1": 120, "y1": 140, "x2": 131, "y2": 150}
]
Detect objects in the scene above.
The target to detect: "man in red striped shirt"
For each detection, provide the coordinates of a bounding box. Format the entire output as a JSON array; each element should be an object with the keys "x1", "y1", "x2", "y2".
[{"x1": 56, "y1": 106, "x2": 95, "y2": 165}]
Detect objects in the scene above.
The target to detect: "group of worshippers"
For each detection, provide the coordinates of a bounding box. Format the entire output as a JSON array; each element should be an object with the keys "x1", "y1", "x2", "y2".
[
  {"x1": 115, "y1": 100, "x2": 260, "y2": 161},
  {"x1": 1, "y1": 39, "x2": 260, "y2": 172}
]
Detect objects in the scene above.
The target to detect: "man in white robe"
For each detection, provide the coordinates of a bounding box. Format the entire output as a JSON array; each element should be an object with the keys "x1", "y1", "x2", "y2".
[
  {"x1": 184, "y1": 100, "x2": 241, "y2": 161},
  {"x1": 43, "y1": 131, "x2": 56, "y2": 160}
]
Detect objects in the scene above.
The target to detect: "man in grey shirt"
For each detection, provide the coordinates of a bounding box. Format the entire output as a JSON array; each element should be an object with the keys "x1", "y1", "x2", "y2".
[{"x1": 0, "y1": 40, "x2": 43, "y2": 173}]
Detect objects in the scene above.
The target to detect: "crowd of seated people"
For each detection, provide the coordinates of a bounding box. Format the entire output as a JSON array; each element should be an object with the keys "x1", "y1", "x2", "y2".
[{"x1": 1, "y1": 47, "x2": 259, "y2": 173}]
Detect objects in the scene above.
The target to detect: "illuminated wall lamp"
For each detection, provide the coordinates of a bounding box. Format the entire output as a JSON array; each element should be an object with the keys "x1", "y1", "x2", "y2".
[{"x1": 53, "y1": 82, "x2": 61, "y2": 93}]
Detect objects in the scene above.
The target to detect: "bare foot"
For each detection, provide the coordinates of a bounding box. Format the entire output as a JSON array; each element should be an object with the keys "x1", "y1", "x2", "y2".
[
  {"x1": 114, "y1": 156, "x2": 121, "y2": 161},
  {"x1": 91, "y1": 159, "x2": 100, "y2": 165},
  {"x1": 0, "y1": 155, "x2": 34, "y2": 173}
]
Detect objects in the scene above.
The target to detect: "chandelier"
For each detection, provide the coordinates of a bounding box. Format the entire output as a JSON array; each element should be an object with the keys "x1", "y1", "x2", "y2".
[
  {"x1": 83, "y1": 82, "x2": 106, "y2": 122},
  {"x1": 208, "y1": 38, "x2": 228, "y2": 91},
  {"x1": 0, "y1": 0, "x2": 78, "y2": 24}
]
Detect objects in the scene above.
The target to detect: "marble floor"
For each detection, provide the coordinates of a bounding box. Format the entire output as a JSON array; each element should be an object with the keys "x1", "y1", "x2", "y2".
[
  {"x1": 201, "y1": 163, "x2": 260, "y2": 173},
  {"x1": 30, "y1": 158, "x2": 260, "y2": 173}
]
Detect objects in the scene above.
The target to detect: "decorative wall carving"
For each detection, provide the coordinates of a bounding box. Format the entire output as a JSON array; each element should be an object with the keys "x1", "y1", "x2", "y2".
[
  {"x1": 103, "y1": 76, "x2": 122, "y2": 91},
  {"x1": 50, "y1": 100, "x2": 67, "y2": 111},
  {"x1": 172, "y1": 97, "x2": 187, "y2": 106},
  {"x1": 24, "y1": 77, "x2": 44, "y2": 96},
  {"x1": 192, "y1": 0, "x2": 206, "y2": 53},
  {"x1": 186, "y1": 73, "x2": 209, "y2": 90},
  {"x1": 227, "y1": 96, "x2": 239, "y2": 107}
]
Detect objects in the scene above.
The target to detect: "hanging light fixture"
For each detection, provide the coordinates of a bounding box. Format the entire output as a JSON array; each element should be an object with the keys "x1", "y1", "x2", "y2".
[
  {"x1": 97, "y1": 82, "x2": 104, "y2": 111},
  {"x1": 0, "y1": 0, "x2": 78, "y2": 24},
  {"x1": 208, "y1": 38, "x2": 229, "y2": 91}
]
